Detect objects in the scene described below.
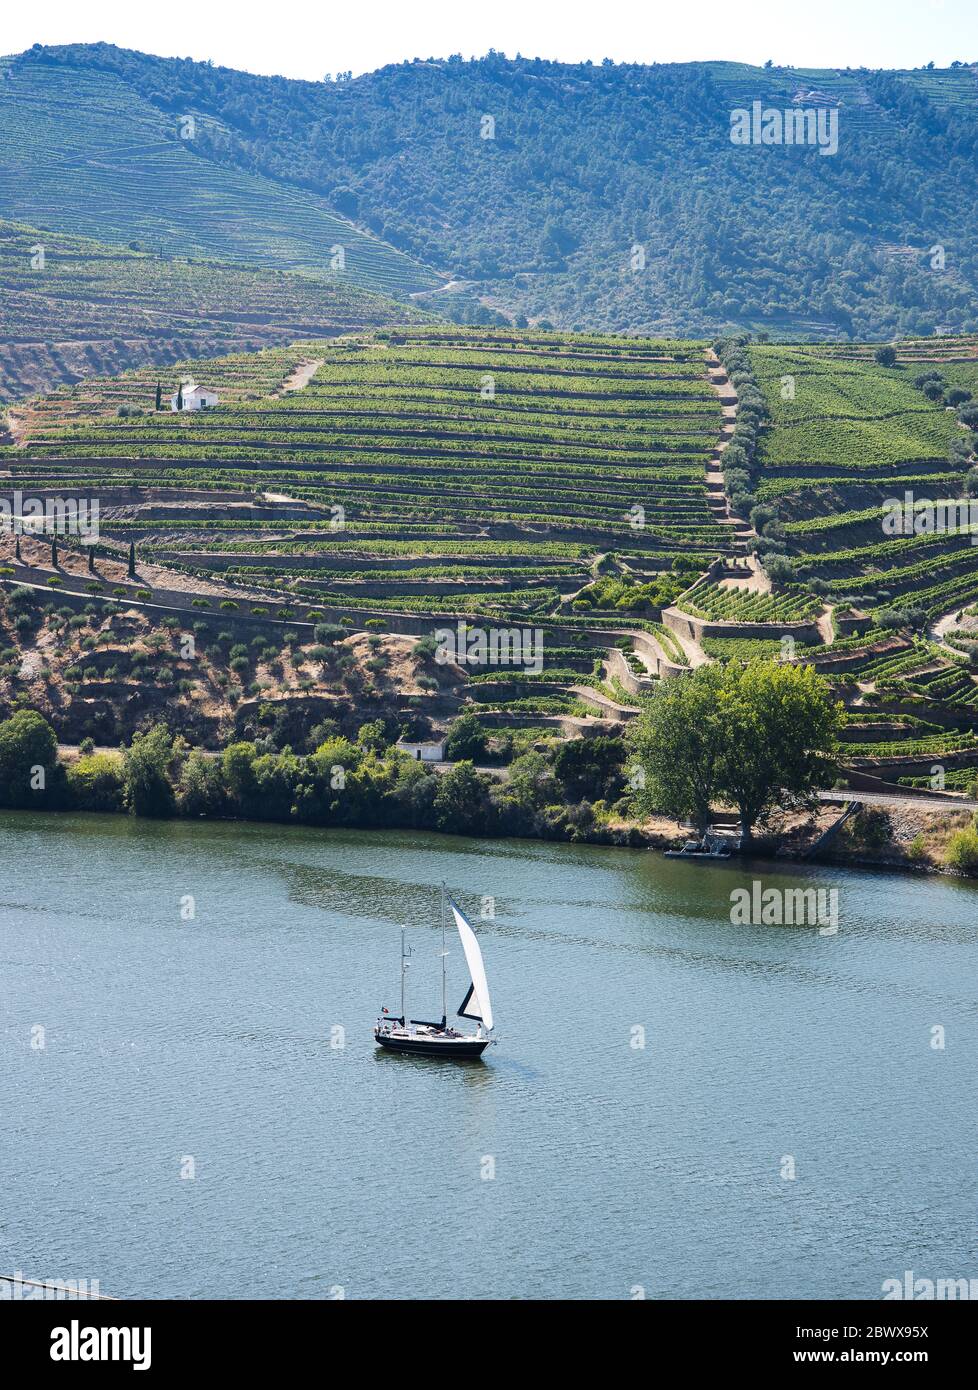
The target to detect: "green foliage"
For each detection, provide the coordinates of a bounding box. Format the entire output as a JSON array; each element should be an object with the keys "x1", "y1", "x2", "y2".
[
  {"x1": 177, "y1": 750, "x2": 226, "y2": 816},
  {"x1": 66, "y1": 752, "x2": 124, "y2": 812},
  {"x1": 573, "y1": 573, "x2": 684, "y2": 613},
  {"x1": 16, "y1": 46, "x2": 978, "y2": 338},
  {"x1": 356, "y1": 719, "x2": 390, "y2": 753},
  {"x1": 552, "y1": 735, "x2": 626, "y2": 801},
  {"x1": 0, "y1": 56, "x2": 437, "y2": 302},
  {"x1": 433, "y1": 761, "x2": 495, "y2": 834},
  {"x1": 0, "y1": 710, "x2": 61, "y2": 808},
  {"x1": 444, "y1": 713, "x2": 488, "y2": 763},
  {"x1": 944, "y1": 819, "x2": 978, "y2": 874},
  {"x1": 630, "y1": 665, "x2": 728, "y2": 832},
  {"x1": 749, "y1": 344, "x2": 978, "y2": 626},
  {"x1": 631, "y1": 659, "x2": 842, "y2": 838},
  {"x1": 123, "y1": 725, "x2": 176, "y2": 817}
]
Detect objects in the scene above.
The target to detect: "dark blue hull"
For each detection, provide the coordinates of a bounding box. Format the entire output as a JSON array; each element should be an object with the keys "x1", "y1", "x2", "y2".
[{"x1": 374, "y1": 1031, "x2": 489, "y2": 1059}]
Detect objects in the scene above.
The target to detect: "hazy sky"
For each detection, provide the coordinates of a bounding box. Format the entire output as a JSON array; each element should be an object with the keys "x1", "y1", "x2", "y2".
[{"x1": 3, "y1": 0, "x2": 976, "y2": 80}]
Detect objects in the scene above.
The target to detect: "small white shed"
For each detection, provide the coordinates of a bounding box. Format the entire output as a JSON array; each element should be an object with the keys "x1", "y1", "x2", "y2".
[
  {"x1": 396, "y1": 739, "x2": 445, "y2": 762},
  {"x1": 170, "y1": 378, "x2": 219, "y2": 411}
]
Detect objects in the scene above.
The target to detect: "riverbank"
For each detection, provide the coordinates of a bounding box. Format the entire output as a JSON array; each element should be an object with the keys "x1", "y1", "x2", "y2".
[{"x1": 11, "y1": 754, "x2": 978, "y2": 884}]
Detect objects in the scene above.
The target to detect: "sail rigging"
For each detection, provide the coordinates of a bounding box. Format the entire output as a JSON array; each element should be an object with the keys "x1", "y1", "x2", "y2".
[
  {"x1": 374, "y1": 889, "x2": 496, "y2": 1058},
  {"x1": 450, "y1": 900, "x2": 493, "y2": 1032}
]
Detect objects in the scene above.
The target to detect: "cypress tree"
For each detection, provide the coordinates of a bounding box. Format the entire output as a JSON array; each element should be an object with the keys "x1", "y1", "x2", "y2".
[
  {"x1": 128, "y1": 541, "x2": 136, "y2": 578},
  {"x1": 155, "y1": 381, "x2": 162, "y2": 411}
]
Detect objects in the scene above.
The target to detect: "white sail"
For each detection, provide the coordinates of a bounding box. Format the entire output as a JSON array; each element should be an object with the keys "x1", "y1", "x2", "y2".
[{"x1": 451, "y1": 902, "x2": 494, "y2": 1032}]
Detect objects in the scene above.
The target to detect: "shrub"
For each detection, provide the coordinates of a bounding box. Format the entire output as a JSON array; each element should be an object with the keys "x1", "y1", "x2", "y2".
[
  {"x1": 444, "y1": 712, "x2": 488, "y2": 762},
  {"x1": 763, "y1": 554, "x2": 795, "y2": 585},
  {"x1": 749, "y1": 504, "x2": 776, "y2": 532},
  {"x1": 906, "y1": 833, "x2": 929, "y2": 863},
  {"x1": 412, "y1": 635, "x2": 439, "y2": 661},
  {"x1": 68, "y1": 752, "x2": 125, "y2": 812},
  {"x1": 122, "y1": 725, "x2": 175, "y2": 817},
  {"x1": 945, "y1": 820, "x2": 978, "y2": 874}
]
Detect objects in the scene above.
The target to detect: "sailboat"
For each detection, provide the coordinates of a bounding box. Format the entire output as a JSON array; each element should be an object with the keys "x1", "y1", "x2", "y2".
[{"x1": 374, "y1": 888, "x2": 495, "y2": 1059}]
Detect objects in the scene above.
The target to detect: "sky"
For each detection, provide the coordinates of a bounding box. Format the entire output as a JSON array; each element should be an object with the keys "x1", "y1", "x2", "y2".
[{"x1": 2, "y1": 0, "x2": 976, "y2": 80}]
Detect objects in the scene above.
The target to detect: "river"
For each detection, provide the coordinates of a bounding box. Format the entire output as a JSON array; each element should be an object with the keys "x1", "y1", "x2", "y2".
[{"x1": 2, "y1": 811, "x2": 976, "y2": 1300}]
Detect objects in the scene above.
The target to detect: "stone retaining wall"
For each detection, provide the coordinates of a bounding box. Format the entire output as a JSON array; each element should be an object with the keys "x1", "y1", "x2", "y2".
[
  {"x1": 842, "y1": 768, "x2": 975, "y2": 800},
  {"x1": 155, "y1": 550, "x2": 574, "y2": 573},
  {"x1": 605, "y1": 645, "x2": 657, "y2": 694},
  {"x1": 662, "y1": 605, "x2": 821, "y2": 644}
]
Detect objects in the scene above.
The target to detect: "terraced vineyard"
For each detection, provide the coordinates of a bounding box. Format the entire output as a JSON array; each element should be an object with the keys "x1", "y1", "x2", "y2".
[
  {"x1": 3, "y1": 327, "x2": 731, "y2": 629},
  {"x1": 0, "y1": 219, "x2": 432, "y2": 401},
  {"x1": 748, "y1": 341, "x2": 978, "y2": 621},
  {"x1": 726, "y1": 337, "x2": 978, "y2": 786},
  {"x1": 677, "y1": 576, "x2": 821, "y2": 623},
  {"x1": 9, "y1": 323, "x2": 978, "y2": 799},
  {"x1": 0, "y1": 58, "x2": 439, "y2": 298}
]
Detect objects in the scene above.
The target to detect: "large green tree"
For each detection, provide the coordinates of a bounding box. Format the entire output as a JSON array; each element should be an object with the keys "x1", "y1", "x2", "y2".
[
  {"x1": 629, "y1": 664, "x2": 726, "y2": 835},
  {"x1": 713, "y1": 660, "x2": 843, "y2": 845},
  {"x1": 444, "y1": 714, "x2": 488, "y2": 763},
  {"x1": 123, "y1": 725, "x2": 176, "y2": 818},
  {"x1": 630, "y1": 660, "x2": 842, "y2": 843},
  {"x1": 0, "y1": 710, "x2": 61, "y2": 808}
]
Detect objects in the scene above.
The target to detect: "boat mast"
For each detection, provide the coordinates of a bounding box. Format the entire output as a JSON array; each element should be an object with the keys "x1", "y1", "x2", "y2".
[
  {"x1": 400, "y1": 929, "x2": 412, "y2": 1021},
  {"x1": 441, "y1": 882, "x2": 447, "y2": 1025}
]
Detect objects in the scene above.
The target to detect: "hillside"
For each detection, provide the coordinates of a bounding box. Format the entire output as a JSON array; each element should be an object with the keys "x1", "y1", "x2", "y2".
[
  {"x1": 7, "y1": 326, "x2": 978, "y2": 813},
  {"x1": 0, "y1": 326, "x2": 727, "y2": 731},
  {"x1": 4, "y1": 326, "x2": 730, "y2": 631},
  {"x1": 0, "y1": 219, "x2": 432, "y2": 402},
  {"x1": 0, "y1": 53, "x2": 440, "y2": 299},
  {"x1": 719, "y1": 335, "x2": 978, "y2": 793},
  {"x1": 9, "y1": 45, "x2": 978, "y2": 338},
  {"x1": 0, "y1": 531, "x2": 472, "y2": 750}
]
